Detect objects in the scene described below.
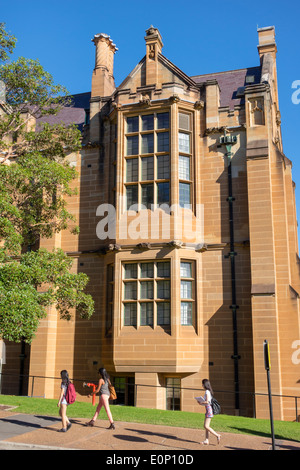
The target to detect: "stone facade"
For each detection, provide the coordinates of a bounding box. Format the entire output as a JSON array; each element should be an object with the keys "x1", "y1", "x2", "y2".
[{"x1": 2, "y1": 26, "x2": 300, "y2": 420}]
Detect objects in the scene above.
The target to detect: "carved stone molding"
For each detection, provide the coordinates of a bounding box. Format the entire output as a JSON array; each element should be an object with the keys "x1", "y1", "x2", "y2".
[
  {"x1": 204, "y1": 126, "x2": 227, "y2": 136},
  {"x1": 195, "y1": 243, "x2": 207, "y2": 252},
  {"x1": 194, "y1": 100, "x2": 204, "y2": 110},
  {"x1": 104, "y1": 243, "x2": 121, "y2": 253},
  {"x1": 136, "y1": 242, "x2": 151, "y2": 250},
  {"x1": 249, "y1": 97, "x2": 265, "y2": 126},
  {"x1": 139, "y1": 94, "x2": 151, "y2": 106},
  {"x1": 169, "y1": 94, "x2": 180, "y2": 104},
  {"x1": 168, "y1": 240, "x2": 183, "y2": 249}
]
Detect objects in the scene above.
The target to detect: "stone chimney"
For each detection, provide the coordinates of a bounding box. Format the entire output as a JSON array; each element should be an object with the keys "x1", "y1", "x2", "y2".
[
  {"x1": 257, "y1": 26, "x2": 279, "y2": 106},
  {"x1": 257, "y1": 26, "x2": 277, "y2": 59},
  {"x1": 91, "y1": 33, "x2": 118, "y2": 97},
  {"x1": 144, "y1": 26, "x2": 163, "y2": 86}
]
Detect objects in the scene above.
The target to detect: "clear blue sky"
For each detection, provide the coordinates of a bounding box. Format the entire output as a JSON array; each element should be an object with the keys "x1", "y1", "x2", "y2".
[{"x1": 2, "y1": 0, "x2": 300, "y2": 240}]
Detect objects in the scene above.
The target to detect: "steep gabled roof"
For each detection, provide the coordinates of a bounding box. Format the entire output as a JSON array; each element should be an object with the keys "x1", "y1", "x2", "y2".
[
  {"x1": 36, "y1": 66, "x2": 262, "y2": 129},
  {"x1": 191, "y1": 66, "x2": 261, "y2": 108},
  {"x1": 158, "y1": 53, "x2": 198, "y2": 89}
]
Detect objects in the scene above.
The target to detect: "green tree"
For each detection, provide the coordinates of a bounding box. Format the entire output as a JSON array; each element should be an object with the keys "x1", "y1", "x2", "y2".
[{"x1": 0, "y1": 24, "x2": 94, "y2": 343}]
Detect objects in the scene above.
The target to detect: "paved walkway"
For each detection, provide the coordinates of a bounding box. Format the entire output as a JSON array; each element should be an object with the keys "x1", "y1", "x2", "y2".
[{"x1": 0, "y1": 408, "x2": 299, "y2": 451}]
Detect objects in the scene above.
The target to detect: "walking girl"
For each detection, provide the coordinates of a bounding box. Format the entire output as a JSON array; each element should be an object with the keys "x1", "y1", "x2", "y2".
[
  {"x1": 200, "y1": 379, "x2": 221, "y2": 445},
  {"x1": 86, "y1": 368, "x2": 115, "y2": 429},
  {"x1": 57, "y1": 370, "x2": 72, "y2": 432}
]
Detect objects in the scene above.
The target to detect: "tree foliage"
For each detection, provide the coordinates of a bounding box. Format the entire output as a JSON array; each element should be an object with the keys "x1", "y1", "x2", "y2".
[{"x1": 0, "y1": 24, "x2": 94, "y2": 343}]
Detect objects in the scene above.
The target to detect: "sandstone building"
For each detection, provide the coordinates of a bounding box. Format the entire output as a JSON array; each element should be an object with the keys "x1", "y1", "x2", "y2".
[{"x1": 2, "y1": 26, "x2": 300, "y2": 420}]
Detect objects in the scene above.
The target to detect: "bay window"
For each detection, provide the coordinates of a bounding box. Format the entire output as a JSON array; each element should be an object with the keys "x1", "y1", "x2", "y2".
[
  {"x1": 125, "y1": 112, "x2": 170, "y2": 210},
  {"x1": 123, "y1": 261, "x2": 171, "y2": 327}
]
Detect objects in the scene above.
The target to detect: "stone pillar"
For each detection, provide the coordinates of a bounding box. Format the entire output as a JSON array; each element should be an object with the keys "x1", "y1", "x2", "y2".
[
  {"x1": 135, "y1": 372, "x2": 164, "y2": 409},
  {"x1": 144, "y1": 26, "x2": 163, "y2": 87},
  {"x1": 205, "y1": 79, "x2": 220, "y2": 129},
  {"x1": 91, "y1": 33, "x2": 118, "y2": 98}
]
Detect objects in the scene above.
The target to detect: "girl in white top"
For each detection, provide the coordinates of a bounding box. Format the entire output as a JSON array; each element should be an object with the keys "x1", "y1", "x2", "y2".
[
  {"x1": 57, "y1": 370, "x2": 72, "y2": 432},
  {"x1": 199, "y1": 379, "x2": 221, "y2": 445}
]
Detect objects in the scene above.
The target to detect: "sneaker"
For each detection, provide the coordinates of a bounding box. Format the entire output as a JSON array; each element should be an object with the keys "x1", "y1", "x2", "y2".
[
  {"x1": 58, "y1": 428, "x2": 67, "y2": 432},
  {"x1": 67, "y1": 422, "x2": 72, "y2": 430}
]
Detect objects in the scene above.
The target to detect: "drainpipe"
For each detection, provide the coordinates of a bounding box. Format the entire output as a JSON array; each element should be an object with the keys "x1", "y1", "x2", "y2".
[
  {"x1": 19, "y1": 339, "x2": 26, "y2": 396},
  {"x1": 219, "y1": 130, "x2": 240, "y2": 413}
]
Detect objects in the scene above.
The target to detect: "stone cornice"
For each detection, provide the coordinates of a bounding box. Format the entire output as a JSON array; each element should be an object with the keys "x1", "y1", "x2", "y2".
[{"x1": 65, "y1": 241, "x2": 252, "y2": 257}]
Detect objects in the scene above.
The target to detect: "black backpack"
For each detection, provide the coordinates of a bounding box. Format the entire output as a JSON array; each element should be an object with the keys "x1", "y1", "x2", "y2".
[{"x1": 211, "y1": 396, "x2": 221, "y2": 415}]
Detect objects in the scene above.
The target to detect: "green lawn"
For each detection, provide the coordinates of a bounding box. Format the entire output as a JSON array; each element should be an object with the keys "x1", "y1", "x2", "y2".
[{"x1": 0, "y1": 394, "x2": 299, "y2": 443}]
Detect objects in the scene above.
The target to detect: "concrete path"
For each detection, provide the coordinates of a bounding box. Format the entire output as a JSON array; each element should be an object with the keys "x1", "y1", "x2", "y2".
[{"x1": 0, "y1": 409, "x2": 299, "y2": 452}]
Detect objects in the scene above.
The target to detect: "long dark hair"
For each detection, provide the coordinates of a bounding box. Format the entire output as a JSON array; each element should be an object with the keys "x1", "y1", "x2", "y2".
[
  {"x1": 60, "y1": 370, "x2": 70, "y2": 386},
  {"x1": 202, "y1": 378, "x2": 213, "y2": 395},
  {"x1": 98, "y1": 368, "x2": 110, "y2": 382}
]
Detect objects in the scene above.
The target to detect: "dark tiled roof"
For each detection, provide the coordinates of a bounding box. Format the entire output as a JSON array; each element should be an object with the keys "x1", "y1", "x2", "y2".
[
  {"x1": 69, "y1": 92, "x2": 91, "y2": 109},
  {"x1": 36, "y1": 66, "x2": 261, "y2": 130},
  {"x1": 36, "y1": 92, "x2": 91, "y2": 131},
  {"x1": 191, "y1": 66, "x2": 261, "y2": 108}
]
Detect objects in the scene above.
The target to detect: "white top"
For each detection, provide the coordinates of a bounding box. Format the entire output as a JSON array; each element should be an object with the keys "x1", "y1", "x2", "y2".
[
  {"x1": 61, "y1": 383, "x2": 68, "y2": 405},
  {"x1": 204, "y1": 390, "x2": 212, "y2": 404}
]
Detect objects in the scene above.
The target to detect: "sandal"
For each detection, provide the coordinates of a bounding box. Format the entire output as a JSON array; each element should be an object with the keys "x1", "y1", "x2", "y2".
[{"x1": 86, "y1": 420, "x2": 95, "y2": 427}]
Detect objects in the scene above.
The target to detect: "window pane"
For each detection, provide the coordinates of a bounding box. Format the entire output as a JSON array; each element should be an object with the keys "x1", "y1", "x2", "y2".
[
  {"x1": 157, "y1": 132, "x2": 169, "y2": 152},
  {"x1": 140, "y1": 303, "x2": 153, "y2": 326},
  {"x1": 124, "y1": 264, "x2": 137, "y2": 279},
  {"x1": 124, "y1": 303, "x2": 137, "y2": 326},
  {"x1": 179, "y1": 155, "x2": 190, "y2": 180},
  {"x1": 126, "y1": 185, "x2": 138, "y2": 210},
  {"x1": 142, "y1": 114, "x2": 154, "y2": 131},
  {"x1": 127, "y1": 135, "x2": 139, "y2": 155},
  {"x1": 178, "y1": 132, "x2": 190, "y2": 153},
  {"x1": 181, "y1": 301, "x2": 192, "y2": 325},
  {"x1": 140, "y1": 262, "x2": 154, "y2": 278},
  {"x1": 180, "y1": 262, "x2": 192, "y2": 278},
  {"x1": 127, "y1": 116, "x2": 139, "y2": 133},
  {"x1": 166, "y1": 377, "x2": 180, "y2": 411},
  {"x1": 141, "y1": 133, "x2": 154, "y2": 154},
  {"x1": 166, "y1": 377, "x2": 180, "y2": 397},
  {"x1": 157, "y1": 155, "x2": 170, "y2": 179},
  {"x1": 157, "y1": 302, "x2": 170, "y2": 325},
  {"x1": 179, "y1": 182, "x2": 191, "y2": 208},
  {"x1": 141, "y1": 157, "x2": 154, "y2": 181},
  {"x1": 126, "y1": 158, "x2": 138, "y2": 182},
  {"x1": 141, "y1": 184, "x2": 153, "y2": 209},
  {"x1": 140, "y1": 281, "x2": 154, "y2": 299},
  {"x1": 157, "y1": 280, "x2": 170, "y2": 299},
  {"x1": 157, "y1": 182, "x2": 170, "y2": 205},
  {"x1": 181, "y1": 280, "x2": 192, "y2": 299},
  {"x1": 179, "y1": 113, "x2": 190, "y2": 131},
  {"x1": 124, "y1": 281, "x2": 137, "y2": 300},
  {"x1": 157, "y1": 261, "x2": 170, "y2": 278},
  {"x1": 157, "y1": 112, "x2": 169, "y2": 129}
]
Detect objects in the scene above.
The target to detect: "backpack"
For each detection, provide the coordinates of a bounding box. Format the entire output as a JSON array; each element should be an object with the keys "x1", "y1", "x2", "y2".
[
  {"x1": 66, "y1": 383, "x2": 76, "y2": 404},
  {"x1": 108, "y1": 381, "x2": 117, "y2": 401},
  {"x1": 211, "y1": 397, "x2": 221, "y2": 415}
]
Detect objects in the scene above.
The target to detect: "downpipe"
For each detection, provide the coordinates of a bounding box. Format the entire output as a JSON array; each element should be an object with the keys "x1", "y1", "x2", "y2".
[{"x1": 220, "y1": 131, "x2": 240, "y2": 413}]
